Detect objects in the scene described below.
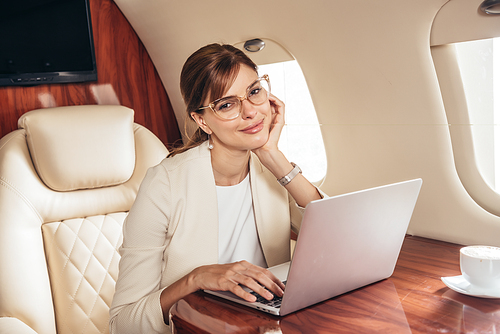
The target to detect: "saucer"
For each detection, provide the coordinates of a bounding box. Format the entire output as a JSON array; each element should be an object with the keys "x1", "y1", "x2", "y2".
[{"x1": 441, "y1": 275, "x2": 500, "y2": 299}]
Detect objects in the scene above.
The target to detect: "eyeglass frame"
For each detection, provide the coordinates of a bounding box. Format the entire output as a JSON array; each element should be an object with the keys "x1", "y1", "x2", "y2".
[{"x1": 196, "y1": 74, "x2": 271, "y2": 120}]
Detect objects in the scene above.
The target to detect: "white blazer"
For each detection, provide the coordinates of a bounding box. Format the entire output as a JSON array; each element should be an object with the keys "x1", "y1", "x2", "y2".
[{"x1": 110, "y1": 141, "x2": 307, "y2": 334}]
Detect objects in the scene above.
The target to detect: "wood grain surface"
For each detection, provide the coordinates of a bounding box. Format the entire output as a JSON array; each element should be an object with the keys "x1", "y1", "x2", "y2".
[{"x1": 170, "y1": 236, "x2": 500, "y2": 333}]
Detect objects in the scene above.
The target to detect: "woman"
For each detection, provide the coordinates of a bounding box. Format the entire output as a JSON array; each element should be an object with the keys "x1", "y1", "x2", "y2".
[{"x1": 109, "y1": 43, "x2": 323, "y2": 333}]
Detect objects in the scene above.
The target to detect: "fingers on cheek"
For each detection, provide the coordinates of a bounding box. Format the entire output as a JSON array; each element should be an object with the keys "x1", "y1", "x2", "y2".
[
  {"x1": 272, "y1": 103, "x2": 284, "y2": 115},
  {"x1": 272, "y1": 104, "x2": 280, "y2": 114},
  {"x1": 270, "y1": 96, "x2": 284, "y2": 106}
]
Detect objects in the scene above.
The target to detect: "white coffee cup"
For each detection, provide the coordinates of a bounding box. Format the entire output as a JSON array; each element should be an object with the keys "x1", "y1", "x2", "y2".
[{"x1": 460, "y1": 245, "x2": 500, "y2": 290}]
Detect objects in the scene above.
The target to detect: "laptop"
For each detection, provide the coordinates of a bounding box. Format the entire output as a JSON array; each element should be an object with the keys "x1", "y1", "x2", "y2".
[{"x1": 204, "y1": 178, "x2": 423, "y2": 316}]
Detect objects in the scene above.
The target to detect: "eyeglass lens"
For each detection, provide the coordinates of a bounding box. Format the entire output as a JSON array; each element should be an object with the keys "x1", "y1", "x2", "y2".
[{"x1": 212, "y1": 78, "x2": 270, "y2": 119}]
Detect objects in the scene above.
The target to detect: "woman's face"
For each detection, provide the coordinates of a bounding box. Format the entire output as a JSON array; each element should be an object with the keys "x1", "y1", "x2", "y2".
[{"x1": 191, "y1": 65, "x2": 273, "y2": 154}]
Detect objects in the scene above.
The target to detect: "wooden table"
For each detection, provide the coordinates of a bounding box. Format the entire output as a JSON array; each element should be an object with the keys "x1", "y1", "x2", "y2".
[{"x1": 169, "y1": 236, "x2": 500, "y2": 333}]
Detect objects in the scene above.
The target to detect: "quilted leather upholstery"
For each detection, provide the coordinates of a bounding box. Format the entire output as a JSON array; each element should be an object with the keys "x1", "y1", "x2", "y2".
[
  {"x1": 0, "y1": 106, "x2": 168, "y2": 334},
  {"x1": 42, "y1": 214, "x2": 125, "y2": 334}
]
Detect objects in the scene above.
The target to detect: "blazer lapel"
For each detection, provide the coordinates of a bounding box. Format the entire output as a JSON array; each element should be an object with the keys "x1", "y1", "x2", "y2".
[{"x1": 249, "y1": 154, "x2": 291, "y2": 267}]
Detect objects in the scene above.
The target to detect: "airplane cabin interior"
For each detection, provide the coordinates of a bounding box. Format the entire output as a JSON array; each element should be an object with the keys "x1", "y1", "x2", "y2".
[{"x1": 1, "y1": 0, "x2": 500, "y2": 333}]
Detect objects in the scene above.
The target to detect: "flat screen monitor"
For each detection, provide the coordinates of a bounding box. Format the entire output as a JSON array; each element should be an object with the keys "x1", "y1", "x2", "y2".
[{"x1": 0, "y1": 0, "x2": 97, "y2": 87}]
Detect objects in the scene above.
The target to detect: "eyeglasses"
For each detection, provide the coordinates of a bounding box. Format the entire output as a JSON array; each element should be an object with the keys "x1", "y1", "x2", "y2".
[{"x1": 198, "y1": 74, "x2": 270, "y2": 120}]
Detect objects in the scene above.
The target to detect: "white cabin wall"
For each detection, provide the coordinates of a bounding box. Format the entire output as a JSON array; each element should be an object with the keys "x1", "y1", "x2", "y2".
[{"x1": 114, "y1": 0, "x2": 500, "y2": 246}]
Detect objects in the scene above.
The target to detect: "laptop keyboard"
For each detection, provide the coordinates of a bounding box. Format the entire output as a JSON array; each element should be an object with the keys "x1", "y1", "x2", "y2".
[{"x1": 250, "y1": 280, "x2": 286, "y2": 308}]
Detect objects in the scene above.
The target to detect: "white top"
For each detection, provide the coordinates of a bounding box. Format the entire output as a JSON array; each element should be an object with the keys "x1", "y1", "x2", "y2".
[{"x1": 216, "y1": 174, "x2": 267, "y2": 267}]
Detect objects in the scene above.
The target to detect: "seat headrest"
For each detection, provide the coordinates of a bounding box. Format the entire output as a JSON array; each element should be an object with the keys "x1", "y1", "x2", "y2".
[{"x1": 18, "y1": 105, "x2": 136, "y2": 192}]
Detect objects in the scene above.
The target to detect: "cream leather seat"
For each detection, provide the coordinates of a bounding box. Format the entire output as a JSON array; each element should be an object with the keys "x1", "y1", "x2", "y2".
[{"x1": 0, "y1": 105, "x2": 168, "y2": 334}]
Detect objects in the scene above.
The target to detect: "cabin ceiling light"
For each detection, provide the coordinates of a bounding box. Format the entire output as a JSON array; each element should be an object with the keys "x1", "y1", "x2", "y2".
[
  {"x1": 480, "y1": 0, "x2": 500, "y2": 14},
  {"x1": 244, "y1": 39, "x2": 265, "y2": 52}
]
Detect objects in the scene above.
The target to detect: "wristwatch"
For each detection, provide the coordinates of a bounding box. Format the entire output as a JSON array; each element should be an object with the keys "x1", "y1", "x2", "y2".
[{"x1": 278, "y1": 162, "x2": 302, "y2": 186}]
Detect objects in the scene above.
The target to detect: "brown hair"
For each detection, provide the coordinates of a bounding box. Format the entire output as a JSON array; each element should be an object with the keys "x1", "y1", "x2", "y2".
[{"x1": 168, "y1": 43, "x2": 258, "y2": 157}]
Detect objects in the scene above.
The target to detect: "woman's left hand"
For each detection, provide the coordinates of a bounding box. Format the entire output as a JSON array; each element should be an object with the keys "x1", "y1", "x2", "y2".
[{"x1": 252, "y1": 94, "x2": 285, "y2": 156}]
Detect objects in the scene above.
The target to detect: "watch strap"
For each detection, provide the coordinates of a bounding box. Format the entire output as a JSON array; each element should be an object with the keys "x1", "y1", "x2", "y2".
[{"x1": 278, "y1": 162, "x2": 302, "y2": 186}]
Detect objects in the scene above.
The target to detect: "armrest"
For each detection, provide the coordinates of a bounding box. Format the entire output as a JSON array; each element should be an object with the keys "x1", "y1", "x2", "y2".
[{"x1": 0, "y1": 318, "x2": 38, "y2": 334}]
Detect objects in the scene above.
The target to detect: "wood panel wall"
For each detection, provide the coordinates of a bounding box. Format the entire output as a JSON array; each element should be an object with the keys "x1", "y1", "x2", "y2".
[{"x1": 0, "y1": 0, "x2": 181, "y2": 150}]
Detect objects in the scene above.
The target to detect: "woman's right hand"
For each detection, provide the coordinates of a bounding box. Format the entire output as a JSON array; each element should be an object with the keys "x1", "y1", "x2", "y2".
[{"x1": 188, "y1": 260, "x2": 285, "y2": 302}]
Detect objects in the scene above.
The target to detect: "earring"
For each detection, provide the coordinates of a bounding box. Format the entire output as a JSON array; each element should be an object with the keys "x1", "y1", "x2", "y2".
[{"x1": 208, "y1": 134, "x2": 214, "y2": 150}]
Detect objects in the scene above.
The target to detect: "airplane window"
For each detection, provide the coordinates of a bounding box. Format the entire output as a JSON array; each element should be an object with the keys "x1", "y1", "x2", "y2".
[
  {"x1": 257, "y1": 60, "x2": 327, "y2": 183},
  {"x1": 454, "y1": 37, "x2": 500, "y2": 191}
]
